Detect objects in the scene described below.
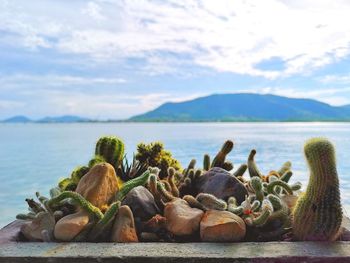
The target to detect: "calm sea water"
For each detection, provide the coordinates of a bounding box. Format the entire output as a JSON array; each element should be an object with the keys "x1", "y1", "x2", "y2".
[{"x1": 1, "y1": 122, "x2": 350, "y2": 227}]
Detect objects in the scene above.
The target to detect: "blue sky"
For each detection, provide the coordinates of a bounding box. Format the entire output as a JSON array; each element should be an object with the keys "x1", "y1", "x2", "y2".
[{"x1": 1, "y1": 0, "x2": 350, "y2": 119}]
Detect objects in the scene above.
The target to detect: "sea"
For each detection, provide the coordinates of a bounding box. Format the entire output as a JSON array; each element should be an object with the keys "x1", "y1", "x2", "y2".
[{"x1": 1, "y1": 122, "x2": 350, "y2": 227}]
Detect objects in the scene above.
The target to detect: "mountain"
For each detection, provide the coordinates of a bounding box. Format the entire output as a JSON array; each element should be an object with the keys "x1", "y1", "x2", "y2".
[
  {"x1": 37, "y1": 115, "x2": 90, "y2": 123},
  {"x1": 130, "y1": 93, "x2": 350, "y2": 122},
  {"x1": 2, "y1": 115, "x2": 90, "y2": 123},
  {"x1": 3, "y1": 115, "x2": 32, "y2": 123}
]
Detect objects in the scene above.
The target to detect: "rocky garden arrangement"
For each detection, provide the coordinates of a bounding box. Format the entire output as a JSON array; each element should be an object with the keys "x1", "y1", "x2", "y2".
[{"x1": 15, "y1": 136, "x2": 343, "y2": 243}]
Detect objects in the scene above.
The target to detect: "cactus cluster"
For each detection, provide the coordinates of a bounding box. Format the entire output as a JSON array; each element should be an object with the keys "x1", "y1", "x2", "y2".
[
  {"x1": 16, "y1": 136, "x2": 344, "y2": 243},
  {"x1": 203, "y1": 140, "x2": 234, "y2": 171}
]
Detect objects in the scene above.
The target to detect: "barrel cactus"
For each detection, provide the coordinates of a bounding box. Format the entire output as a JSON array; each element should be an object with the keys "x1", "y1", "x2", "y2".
[
  {"x1": 95, "y1": 136, "x2": 125, "y2": 170},
  {"x1": 292, "y1": 138, "x2": 342, "y2": 241}
]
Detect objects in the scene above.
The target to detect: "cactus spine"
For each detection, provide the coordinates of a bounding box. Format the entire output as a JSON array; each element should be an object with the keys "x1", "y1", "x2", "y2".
[
  {"x1": 293, "y1": 138, "x2": 342, "y2": 241},
  {"x1": 95, "y1": 136, "x2": 125, "y2": 169}
]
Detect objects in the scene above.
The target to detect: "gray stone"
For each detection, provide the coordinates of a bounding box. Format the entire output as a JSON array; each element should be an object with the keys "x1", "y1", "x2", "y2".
[
  {"x1": 121, "y1": 186, "x2": 160, "y2": 222},
  {"x1": 20, "y1": 212, "x2": 55, "y2": 241},
  {"x1": 0, "y1": 220, "x2": 26, "y2": 244},
  {"x1": 194, "y1": 167, "x2": 248, "y2": 204},
  {"x1": 1, "y1": 242, "x2": 350, "y2": 262}
]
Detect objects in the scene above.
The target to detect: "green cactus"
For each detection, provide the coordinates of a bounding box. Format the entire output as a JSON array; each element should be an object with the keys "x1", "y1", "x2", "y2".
[
  {"x1": 157, "y1": 181, "x2": 176, "y2": 202},
  {"x1": 280, "y1": 170, "x2": 293, "y2": 183},
  {"x1": 222, "y1": 161, "x2": 234, "y2": 171},
  {"x1": 184, "y1": 159, "x2": 196, "y2": 176},
  {"x1": 49, "y1": 187, "x2": 61, "y2": 199},
  {"x1": 71, "y1": 166, "x2": 90, "y2": 184},
  {"x1": 47, "y1": 191, "x2": 103, "y2": 220},
  {"x1": 293, "y1": 138, "x2": 343, "y2": 241},
  {"x1": 250, "y1": 176, "x2": 264, "y2": 202},
  {"x1": 115, "y1": 170, "x2": 151, "y2": 201},
  {"x1": 227, "y1": 197, "x2": 243, "y2": 215},
  {"x1": 278, "y1": 161, "x2": 292, "y2": 176},
  {"x1": 88, "y1": 155, "x2": 106, "y2": 168},
  {"x1": 248, "y1": 149, "x2": 263, "y2": 178},
  {"x1": 267, "y1": 180, "x2": 293, "y2": 195},
  {"x1": 183, "y1": 195, "x2": 206, "y2": 210},
  {"x1": 135, "y1": 141, "x2": 181, "y2": 179},
  {"x1": 167, "y1": 167, "x2": 179, "y2": 197},
  {"x1": 148, "y1": 174, "x2": 159, "y2": 198},
  {"x1": 118, "y1": 155, "x2": 148, "y2": 182},
  {"x1": 233, "y1": 164, "x2": 248, "y2": 177},
  {"x1": 88, "y1": 201, "x2": 121, "y2": 241},
  {"x1": 95, "y1": 136, "x2": 125, "y2": 169},
  {"x1": 196, "y1": 193, "x2": 227, "y2": 211},
  {"x1": 211, "y1": 140, "x2": 234, "y2": 168},
  {"x1": 203, "y1": 154, "x2": 211, "y2": 171},
  {"x1": 254, "y1": 199, "x2": 273, "y2": 224},
  {"x1": 58, "y1": 178, "x2": 77, "y2": 191},
  {"x1": 16, "y1": 213, "x2": 36, "y2": 220}
]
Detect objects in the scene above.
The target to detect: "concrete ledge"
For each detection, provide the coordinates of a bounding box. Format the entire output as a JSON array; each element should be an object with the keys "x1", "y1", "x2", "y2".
[{"x1": 1, "y1": 242, "x2": 350, "y2": 263}]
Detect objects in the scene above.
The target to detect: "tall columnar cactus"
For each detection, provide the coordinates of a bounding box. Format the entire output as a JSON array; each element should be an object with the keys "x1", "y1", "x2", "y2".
[
  {"x1": 95, "y1": 136, "x2": 125, "y2": 170},
  {"x1": 293, "y1": 138, "x2": 343, "y2": 241}
]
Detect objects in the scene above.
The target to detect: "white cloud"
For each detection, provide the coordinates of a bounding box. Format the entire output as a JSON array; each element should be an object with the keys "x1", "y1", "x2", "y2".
[
  {"x1": 0, "y1": 99, "x2": 25, "y2": 110},
  {"x1": 82, "y1": 2, "x2": 106, "y2": 21},
  {"x1": 0, "y1": 74, "x2": 126, "y2": 88},
  {"x1": 319, "y1": 74, "x2": 350, "y2": 84},
  {"x1": 2, "y1": 0, "x2": 350, "y2": 78}
]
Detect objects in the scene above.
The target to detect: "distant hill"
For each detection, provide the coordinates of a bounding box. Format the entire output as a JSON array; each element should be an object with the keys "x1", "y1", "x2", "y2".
[
  {"x1": 130, "y1": 93, "x2": 350, "y2": 122},
  {"x1": 3, "y1": 115, "x2": 32, "y2": 123},
  {"x1": 2, "y1": 115, "x2": 90, "y2": 123},
  {"x1": 37, "y1": 115, "x2": 90, "y2": 123}
]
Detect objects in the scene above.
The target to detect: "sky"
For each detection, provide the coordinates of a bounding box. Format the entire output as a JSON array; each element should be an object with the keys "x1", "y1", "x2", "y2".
[{"x1": 1, "y1": 0, "x2": 350, "y2": 120}]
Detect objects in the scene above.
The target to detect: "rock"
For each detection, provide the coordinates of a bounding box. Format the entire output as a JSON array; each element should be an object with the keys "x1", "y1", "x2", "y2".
[
  {"x1": 111, "y1": 205, "x2": 138, "y2": 242},
  {"x1": 0, "y1": 220, "x2": 27, "y2": 244},
  {"x1": 121, "y1": 186, "x2": 160, "y2": 222},
  {"x1": 164, "y1": 198, "x2": 203, "y2": 236},
  {"x1": 54, "y1": 210, "x2": 90, "y2": 241},
  {"x1": 76, "y1": 162, "x2": 118, "y2": 209},
  {"x1": 21, "y1": 212, "x2": 55, "y2": 241},
  {"x1": 200, "y1": 210, "x2": 246, "y2": 242},
  {"x1": 194, "y1": 167, "x2": 248, "y2": 204},
  {"x1": 143, "y1": 214, "x2": 167, "y2": 233}
]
